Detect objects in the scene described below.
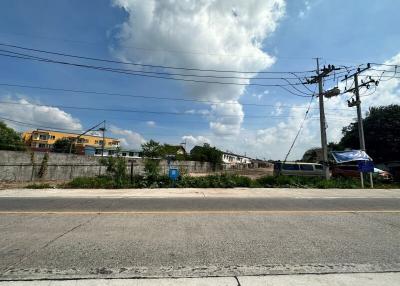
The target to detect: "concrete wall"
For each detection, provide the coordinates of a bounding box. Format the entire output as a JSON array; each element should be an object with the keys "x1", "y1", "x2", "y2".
[{"x1": 0, "y1": 150, "x2": 214, "y2": 182}]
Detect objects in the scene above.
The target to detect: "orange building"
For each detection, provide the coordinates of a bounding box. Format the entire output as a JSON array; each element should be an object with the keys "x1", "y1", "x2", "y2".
[{"x1": 22, "y1": 129, "x2": 120, "y2": 152}]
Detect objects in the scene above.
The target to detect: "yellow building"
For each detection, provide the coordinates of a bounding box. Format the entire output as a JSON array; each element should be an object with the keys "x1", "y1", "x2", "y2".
[{"x1": 22, "y1": 129, "x2": 120, "y2": 151}]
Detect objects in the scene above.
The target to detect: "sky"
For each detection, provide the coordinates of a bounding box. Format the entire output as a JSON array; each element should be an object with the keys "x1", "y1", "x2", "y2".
[{"x1": 0, "y1": 0, "x2": 399, "y2": 160}]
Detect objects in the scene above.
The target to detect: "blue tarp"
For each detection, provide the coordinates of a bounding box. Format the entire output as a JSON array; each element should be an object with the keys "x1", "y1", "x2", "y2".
[{"x1": 331, "y1": 150, "x2": 372, "y2": 163}]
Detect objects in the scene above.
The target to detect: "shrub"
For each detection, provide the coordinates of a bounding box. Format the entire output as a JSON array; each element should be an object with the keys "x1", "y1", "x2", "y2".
[
  {"x1": 144, "y1": 158, "x2": 161, "y2": 179},
  {"x1": 25, "y1": 183, "x2": 53, "y2": 189},
  {"x1": 100, "y1": 156, "x2": 127, "y2": 187}
]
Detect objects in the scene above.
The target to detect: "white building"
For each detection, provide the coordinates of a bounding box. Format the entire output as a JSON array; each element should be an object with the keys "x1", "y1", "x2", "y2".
[{"x1": 222, "y1": 151, "x2": 252, "y2": 167}]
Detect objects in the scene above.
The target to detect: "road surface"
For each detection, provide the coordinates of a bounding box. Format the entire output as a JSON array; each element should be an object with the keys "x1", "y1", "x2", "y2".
[{"x1": 0, "y1": 189, "x2": 400, "y2": 280}]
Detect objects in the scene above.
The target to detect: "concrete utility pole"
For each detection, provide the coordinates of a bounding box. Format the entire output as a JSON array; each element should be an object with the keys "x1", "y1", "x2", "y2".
[
  {"x1": 343, "y1": 64, "x2": 378, "y2": 188},
  {"x1": 354, "y1": 73, "x2": 366, "y2": 151},
  {"x1": 304, "y1": 60, "x2": 340, "y2": 180},
  {"x1": 69, "y1": 120, "x2": 106, "y2": 155},
  {"x1": 100, "y1": 121, "x2": 106, "y2": 157},
  {"x1": 316, "y1": 58, "x2": 330, "y2": 180}
]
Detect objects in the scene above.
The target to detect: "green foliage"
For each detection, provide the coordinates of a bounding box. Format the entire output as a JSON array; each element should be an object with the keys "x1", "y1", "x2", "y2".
[
  {"x1": 0, "y1": 121, "x2": 26, "y2": 151},
  {"x1": 190, "y1": 143, "x2": 222, "y2": 169},
  {"x1": 255, "y1": 175, "x2": 360, "y2": 189},
  {"x1": 141, "y1": 140, "x2": 162, "y2": 158},
  {"x1": 144, "y1": 158, "x2": 161, "y2": 179},
  {"x1": 160, "y1": 144, "x2": 187, "y2": 160},
  {"x1": 339, "y1": 105, "x2": 400, "y2": 163},
  {"x1": 100, "y1": 156, "x2": 127, "y2": 186},
  {"x1": 53, "y1": 138, "x2": 74, "y2": 153},
  {"x1": 63, "y1": 173, "x2": 399, "y2": 189},
  {"x1": 25, "y1": 183, "x2": 53, "y2": 189}
]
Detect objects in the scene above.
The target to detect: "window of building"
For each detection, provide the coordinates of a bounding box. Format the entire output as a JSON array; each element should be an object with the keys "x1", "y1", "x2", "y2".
[
  {"x1": 38, "y1": 143, "x2": 47, "y2": 148},
  {"x1": 39, "y1": 134, "x2": 48, "y2": 140},
  {"x1": 129, "y1": 152, "x2": 134, "y2": 157},
  {"x1": 95, "y1": 149, "x2": 102, "y2": 155},
  {"x1": 315, "y1": 165, "x2": 323, "y2": 170},
  {"x1": 122, "y1": 152, "x2": 127, "y2": 157}
]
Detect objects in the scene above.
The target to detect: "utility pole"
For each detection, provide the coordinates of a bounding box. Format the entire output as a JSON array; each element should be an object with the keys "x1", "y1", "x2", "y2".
[
  {"x1": 69, "y1": 120, "x2": 106, "y2": 155},
  {"x1": 316, "y1": 58, "x2": 330, "y2": 180},
  {"x1": 99, "y1": 121, "x2": 106, "y2": 157},
  {"x1": 342, "y1": 64, "x2": 378, "y2": 188},
  {"x1": 305, "y1": 60, "x2": 340, "y2": 180}
]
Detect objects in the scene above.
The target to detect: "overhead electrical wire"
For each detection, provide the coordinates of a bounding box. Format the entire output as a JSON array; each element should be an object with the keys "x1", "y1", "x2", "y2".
[
  {"x1": 0, "y1": 42, "x2": 317, "y2": 75},
  {"x1": 0, "y1": 82, "x2": 355, "y2": 111},
  {"x1": 0, "y1": 51, "x2": 315, "y2": 97},
  {"x1": 0, "y1": 100, "x2": 356, "y2": 120}
]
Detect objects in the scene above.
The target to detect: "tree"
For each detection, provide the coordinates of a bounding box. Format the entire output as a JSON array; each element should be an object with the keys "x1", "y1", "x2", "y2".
[
  {"x1": 160, "y1": 144, "x2": 187, "y2": 160},
  {"x1": 141, "y1": 140, "x2": 163, "y2": 178},
  {"x1": 100, "y1": 156, "x2": 126, "y2": 186},
  {"x1": 53, "y1": 138, "x2": 74, "y2": 153},
  {"x1": 0, "y1": 121, "x2": 26, "y2": 151},
  {"x1": 338, "y1": 105, "x2": 400, "y2": 163},
  {"x1": 141, "y1": 140, "x2": 162, "y2": 158},
  {"x1": 190, "y1": 143, "x2": 222, "y2": 170},
  {"x1": 301, "y1": 147, "x2": 321, "y2": 163}
]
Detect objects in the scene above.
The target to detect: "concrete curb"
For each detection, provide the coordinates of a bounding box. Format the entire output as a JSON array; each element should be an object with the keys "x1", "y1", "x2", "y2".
[{"x1": 0, "y1": 188, "x2": 399, "y2": 199}]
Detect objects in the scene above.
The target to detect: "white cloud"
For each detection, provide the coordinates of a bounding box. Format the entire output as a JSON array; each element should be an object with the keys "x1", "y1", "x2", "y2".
[
  {"x1": 208, "y1": 101, "x2": 244, "y2": 136},
  {"x1": 184, "y1": 109, "x2": 210, "y2": 116},
  {"x1": 182, "y1": 135, "x2": 211, "y2": 147},
  {"x1": 241, "y1": 52, "x2": 400, "y2": 160},
  {"x1": 146, "y1": 120, "x2": 156, "y2": 127},
  {"x1": 272, "y1": 101, "x2": 283, "y2": 115},
  {"x1": 0, "y1": 95, "x2": 82, "y2": 131},
  {"x1": 109, "y1": 125, "x2": 146, "y2": 149},
  {"x1": 112, "y1": 0, "x2": 285, "y2": 136}
]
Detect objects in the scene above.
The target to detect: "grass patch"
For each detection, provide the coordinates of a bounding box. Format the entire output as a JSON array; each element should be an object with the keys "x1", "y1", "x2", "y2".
[
  {"x1": 25, "y1": 183, "x2": 53, "y2": 189},
  {"x1": 61, "y1": 173, "x2": 400, "y2": 189}
]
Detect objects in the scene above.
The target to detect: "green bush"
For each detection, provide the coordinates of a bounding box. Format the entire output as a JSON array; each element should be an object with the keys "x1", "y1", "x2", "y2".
[
  {"x1": 62, "y1": 173, "x2": 398, "y2": 189},
  {"x1": 255, "y1": 175, "x2": 361, "y2": 189},
  {"x1": 144, "y1": 158, "x2": 161, "y2": 179},
  {"x1": 25, "y1": 183, "x2": 53, "y2": 189}
]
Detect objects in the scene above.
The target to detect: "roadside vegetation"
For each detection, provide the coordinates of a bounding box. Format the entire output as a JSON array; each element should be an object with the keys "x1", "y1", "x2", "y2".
[{"x1": 58, "y1": 173, "x2": 399, "y2": 189}]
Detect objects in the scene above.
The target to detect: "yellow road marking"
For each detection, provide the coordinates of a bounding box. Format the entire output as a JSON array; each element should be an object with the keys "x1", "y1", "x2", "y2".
[{"x1": 0, "y1": 210, "x2": 400, "y2": 215}]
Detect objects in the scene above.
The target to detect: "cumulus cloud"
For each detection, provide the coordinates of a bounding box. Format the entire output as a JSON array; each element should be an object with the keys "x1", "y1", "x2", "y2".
[
  {"x1": 245, "y1": 52, "x2": 400, "y2": 160},
  {"x1": 208, "y1": 101, "x2": 244, "y2": 136},
  {"x1": 112, "y1": 0, "x2": 285, "y2": 135},
  {"x1": 0, "y1": 95, "x2": 82, "y2": 131},
  {"x1": 182, "y1": 135, "x2": 211, "y2": 146},
  {"x1": 109, "y1": 125, "x2": 146, "y2": 149}
]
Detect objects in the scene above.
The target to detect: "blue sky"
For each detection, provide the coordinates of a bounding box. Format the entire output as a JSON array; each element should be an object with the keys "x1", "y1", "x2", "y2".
[{"x1": 0, "y1": 0, "x2": 399, "y2": 159}]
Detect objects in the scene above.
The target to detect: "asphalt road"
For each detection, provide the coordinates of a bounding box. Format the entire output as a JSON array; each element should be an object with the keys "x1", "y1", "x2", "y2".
[
  {"x1": 1, "y1": 196, "x2": 400, "y2": 280},
  {"x1": 1, "y1": 197, "x2": 400, "y2": 212}
]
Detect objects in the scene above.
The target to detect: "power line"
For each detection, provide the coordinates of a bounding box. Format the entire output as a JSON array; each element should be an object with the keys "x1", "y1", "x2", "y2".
[
  {"x1": 0, "y1": 42, "x2": 317, "y2": 75},
  {"x1": 0, "y1": 51, "x2": 314, "y2": 97},
  {"x1": 0, "y1": 82, "x2": 356, "y2": 111}
]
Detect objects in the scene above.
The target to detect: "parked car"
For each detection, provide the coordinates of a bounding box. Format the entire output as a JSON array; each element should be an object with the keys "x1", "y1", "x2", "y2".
[
  {"x1": 331, "y1": 164, "x2": 393, "y2": 181},
  {"x1": 273, "y1": 162, "x2": 325, "y2": 177},
  {"x1": 373, "y1": 167, "x2": 393, "y2": 181},
  {"x1": 331, "y1": 164, "x2": 359, "y2": 178}
]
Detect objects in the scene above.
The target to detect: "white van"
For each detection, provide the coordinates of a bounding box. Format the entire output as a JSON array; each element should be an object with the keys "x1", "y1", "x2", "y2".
[{"x1": 273, "y1": 162, "x2": 325, "y2": 177}]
